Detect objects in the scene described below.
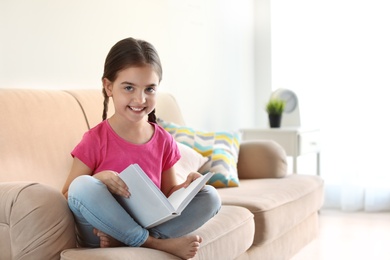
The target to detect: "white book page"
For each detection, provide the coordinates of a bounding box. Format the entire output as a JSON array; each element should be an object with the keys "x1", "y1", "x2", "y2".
[
  {"x1": 168, "y1": 172, "x2": 214, "y2": 212},
  {"x1": 118, "y1": 164, "x2": 175, "y2": 228}
]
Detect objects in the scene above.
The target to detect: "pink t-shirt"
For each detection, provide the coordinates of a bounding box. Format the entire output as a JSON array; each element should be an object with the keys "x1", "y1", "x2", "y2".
[{"x1": 71, "y1": 120, "x2": 180, "y2": 188}]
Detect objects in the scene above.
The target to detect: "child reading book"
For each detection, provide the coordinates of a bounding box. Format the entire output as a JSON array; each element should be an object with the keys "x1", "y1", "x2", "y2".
[{"x1": 61, "y1": 37, "x2": 221, "y2": 259}]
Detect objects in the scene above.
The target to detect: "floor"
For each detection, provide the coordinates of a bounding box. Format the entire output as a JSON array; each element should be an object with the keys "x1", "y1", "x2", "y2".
[{"x1": 291, "y1": 210, "x2": 390, "y2": 260}]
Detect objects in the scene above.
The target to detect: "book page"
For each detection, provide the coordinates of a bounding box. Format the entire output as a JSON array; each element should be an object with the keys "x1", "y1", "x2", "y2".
[
  {"x1": 168, "y1": 172, "x2": 214, "y2": 212},
  {"x1": 117, "y1": 164, "x2": 175, "y2": 228}
]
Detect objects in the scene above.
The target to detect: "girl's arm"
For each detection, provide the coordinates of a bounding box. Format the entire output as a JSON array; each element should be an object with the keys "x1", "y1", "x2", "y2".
[
  {"x1": 62, "y1": 157, "x2": 93, "y2": 199},
  {"x1": 62, "y1": 157, "x2": 130, "y2": 199},
  {"x1": 161, "y1": 167, "x2": 202, "y2": 197}
]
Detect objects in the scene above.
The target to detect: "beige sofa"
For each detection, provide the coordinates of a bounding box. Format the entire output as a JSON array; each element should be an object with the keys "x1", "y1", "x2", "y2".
[{"x1": 0, "y1": 89, "x2": 324, "y2": 260}]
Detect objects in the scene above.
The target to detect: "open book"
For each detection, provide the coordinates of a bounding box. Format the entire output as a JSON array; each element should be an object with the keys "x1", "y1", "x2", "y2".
[{"x1": 116, "y1": 164, "x2": 214, "y2": 228}]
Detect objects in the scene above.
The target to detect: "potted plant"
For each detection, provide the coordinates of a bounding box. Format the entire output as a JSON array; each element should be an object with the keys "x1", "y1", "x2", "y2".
[{"x1": 266, "y1": 98, "x2": 285, "y2": 128}]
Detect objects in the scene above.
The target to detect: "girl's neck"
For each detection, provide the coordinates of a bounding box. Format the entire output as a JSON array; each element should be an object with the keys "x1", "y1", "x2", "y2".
[{"x1": 107, "y1": 116, "x2": 154, "y2": 144}]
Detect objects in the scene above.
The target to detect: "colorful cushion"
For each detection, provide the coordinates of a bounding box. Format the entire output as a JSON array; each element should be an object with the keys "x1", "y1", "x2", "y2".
[
  {"x1": 158, "y1": 119, "x2": 241, "y2": 188},
  {"x1": 175, "y1": 142, "x2": 208, "y2": 183}
]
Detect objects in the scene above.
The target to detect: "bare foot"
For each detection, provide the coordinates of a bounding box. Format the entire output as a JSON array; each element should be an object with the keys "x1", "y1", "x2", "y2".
[
  {"x1": 142, "y1": 235, "x2": 203, "y2": 259},
  {"x1": 93, "y1": 228, "x2": 125, "y2": 248}
]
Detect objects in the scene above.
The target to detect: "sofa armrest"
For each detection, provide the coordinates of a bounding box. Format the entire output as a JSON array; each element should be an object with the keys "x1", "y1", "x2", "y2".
[
  {"x1": 237, "y1": 140, "x2": 288, "y2": 179},
  {"x1": 0, "y1": 182, "x2": 76, "y2": 260}
]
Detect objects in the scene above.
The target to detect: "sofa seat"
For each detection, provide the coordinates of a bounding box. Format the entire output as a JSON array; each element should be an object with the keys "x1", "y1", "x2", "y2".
[
  {"x1": 218, "y1": 174, "x2": 323, "y2": 246},
  {"x1": 60, "y1": 206, "x2": 254, "y2": 260}
]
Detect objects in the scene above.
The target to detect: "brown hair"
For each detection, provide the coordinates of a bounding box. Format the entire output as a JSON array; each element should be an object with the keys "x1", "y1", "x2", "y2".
[{"x1": 101, "y1": 37, "x2": 162, "y2": 122}]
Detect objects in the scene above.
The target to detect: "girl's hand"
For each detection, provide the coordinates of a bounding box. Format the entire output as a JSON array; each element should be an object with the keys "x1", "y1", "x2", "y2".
[
  {"x1": 93, "y1": 170, "x2": 130, "y2": 198},
  {"x1": 182, "y1": 172, "x2": 203, "y2": 188}
]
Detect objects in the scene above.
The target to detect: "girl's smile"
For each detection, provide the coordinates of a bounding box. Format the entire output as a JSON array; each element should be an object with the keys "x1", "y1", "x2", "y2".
[{"x1": 129, "y1": 106, "x2": 144, "y2": 112}]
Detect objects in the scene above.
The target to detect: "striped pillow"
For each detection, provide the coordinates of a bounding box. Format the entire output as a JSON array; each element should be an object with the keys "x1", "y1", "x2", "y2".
[{"x1": 158, "y1": 119, "x2": 241, "y2": 188}]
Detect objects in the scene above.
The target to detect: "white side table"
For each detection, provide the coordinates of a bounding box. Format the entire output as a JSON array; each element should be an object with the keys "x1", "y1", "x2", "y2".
[{"x1": 240, "y1": 127, "x2": 321, "y2": 175}]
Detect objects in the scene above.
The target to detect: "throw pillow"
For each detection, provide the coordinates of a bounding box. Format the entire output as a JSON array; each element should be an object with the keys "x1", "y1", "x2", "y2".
[
  {"x1": 175, "y1": 142, "x2": 208, "y2": 183},
  {"x1": 158, "y1": 119, "x2": 241, "y2": 188}
]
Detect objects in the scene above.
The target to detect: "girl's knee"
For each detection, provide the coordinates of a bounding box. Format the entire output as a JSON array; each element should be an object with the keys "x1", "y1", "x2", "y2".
[
  {"x1": 201, "y1": 185, "x2": 222, "y2": 211},
  {"x1": 68, "y1": 175, "x2": 105, "y2": 197}
]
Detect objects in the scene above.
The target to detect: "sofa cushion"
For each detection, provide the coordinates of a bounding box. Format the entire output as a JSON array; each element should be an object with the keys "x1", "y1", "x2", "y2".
[
  {"x1": 217, "y1": 174, "x2": 324, "y2": 245},
  {"x1": 60, "y1": 205, "x2": 254, "y2": 260},
  {"x1": 175, "y1": 142, "x2": 208, "y2": 182},
  {"x1": 157, "y1": 119, "x2": 241, "y2": 188},
  {"x1": 237, "y1": 140, "x2": 288, "y2": 179}
]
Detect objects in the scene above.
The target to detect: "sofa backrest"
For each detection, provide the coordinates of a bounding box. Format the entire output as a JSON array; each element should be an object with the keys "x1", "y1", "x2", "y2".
[
  {"x1": 155, "y1": 92, "x2": 186, "y2": 126},
  {"x1": 0, "y1": 89, "x2": 89, "y2": 190},
  {"x1": 65, "y1": 90, "x2": 186, "y2": 129},
  {"x1": 0, "y1": 89, "x2": 187, "y2": 191}
]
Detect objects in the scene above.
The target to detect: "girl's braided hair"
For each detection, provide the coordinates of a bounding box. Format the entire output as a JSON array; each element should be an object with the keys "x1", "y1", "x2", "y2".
[{"x1": 101, "y1": 38, "x2": 162, "y2": 123}]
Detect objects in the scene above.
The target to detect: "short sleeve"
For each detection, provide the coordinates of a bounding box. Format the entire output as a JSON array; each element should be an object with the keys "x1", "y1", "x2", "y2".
[
  {"x1": 71, "y1": 131, "x2": 100, "y2": 171},
  {"x1": 159, "y1": 126, "x2": 181, "y2": 172}
]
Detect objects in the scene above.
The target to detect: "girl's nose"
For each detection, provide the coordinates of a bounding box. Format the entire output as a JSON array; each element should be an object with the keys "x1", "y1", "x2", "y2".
[{"x1": 133, "y1": 91, "x2": 146, "y2": 103}]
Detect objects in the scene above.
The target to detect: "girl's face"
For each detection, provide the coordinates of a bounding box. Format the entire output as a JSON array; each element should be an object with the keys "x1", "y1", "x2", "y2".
[{"x1": 103, "y1": 65, "x2": 160, "y2": 124}]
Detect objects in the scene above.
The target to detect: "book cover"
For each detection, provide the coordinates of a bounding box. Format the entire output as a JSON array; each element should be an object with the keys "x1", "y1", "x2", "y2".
[{"x1": 116, "y1": 164, "x2": 213, "y2": 228}]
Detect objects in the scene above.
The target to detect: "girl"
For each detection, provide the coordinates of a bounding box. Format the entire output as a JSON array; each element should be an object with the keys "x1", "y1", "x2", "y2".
[{"x1": 62, "y1": 37, "x2": 221, "y2": 259}]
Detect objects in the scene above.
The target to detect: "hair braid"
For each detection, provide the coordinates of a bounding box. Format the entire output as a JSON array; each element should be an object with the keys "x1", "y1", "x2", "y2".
[
  {"x1": 102, "y1": 88, "x2": 109, "y2": 121},
  {"x1": 148, "y1": 109, "x2": 157, "y2": 123}
]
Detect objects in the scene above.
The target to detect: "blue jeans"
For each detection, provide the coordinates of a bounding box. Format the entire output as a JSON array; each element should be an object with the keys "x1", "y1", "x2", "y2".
[{"x1": 68, "y1": 175, "x2": 221, "y2": 247}]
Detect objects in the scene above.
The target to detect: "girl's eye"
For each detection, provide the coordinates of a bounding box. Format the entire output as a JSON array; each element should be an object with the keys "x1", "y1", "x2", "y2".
[
  {"x1": 125, "y1": 86, "x2": 133, "y2": 91},
  {"x1": 146, "y1": 87, "x2": 156, "y2": 93}
]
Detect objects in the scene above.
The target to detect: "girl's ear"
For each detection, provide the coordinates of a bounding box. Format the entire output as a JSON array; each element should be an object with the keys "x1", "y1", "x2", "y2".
[{"x1": 102, "y1": 78, "x2": 113, "y2": 97}]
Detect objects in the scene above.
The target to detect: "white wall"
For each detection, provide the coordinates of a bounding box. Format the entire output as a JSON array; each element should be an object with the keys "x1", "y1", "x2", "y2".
[
  {"x1": 271, "y1": 0, "x2": 390, "y2": 210},
  {"x1": 0, "y1": 0, "x2": 271, "y2": 131}
]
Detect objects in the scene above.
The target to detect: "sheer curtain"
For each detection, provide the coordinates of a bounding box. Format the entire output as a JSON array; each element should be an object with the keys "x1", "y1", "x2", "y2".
[{"x1": 271, "y1": 0, "x2": 390, "y2": 211}]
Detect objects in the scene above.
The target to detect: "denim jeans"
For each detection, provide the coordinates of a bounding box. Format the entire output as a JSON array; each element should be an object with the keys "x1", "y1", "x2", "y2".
[{"x1": 68, "y1": 175, "x2": 221, "y2": 247}]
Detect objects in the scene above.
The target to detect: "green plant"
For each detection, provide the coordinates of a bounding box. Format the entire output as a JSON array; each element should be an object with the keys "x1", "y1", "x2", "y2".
[{"x1": 266, "y1": 98, "x2": 285, "y2": 115}]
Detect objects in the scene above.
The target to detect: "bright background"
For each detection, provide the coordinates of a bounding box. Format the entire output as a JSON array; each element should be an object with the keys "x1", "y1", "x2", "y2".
[
  {"x1": 0, "y1": 0, "x2": 270, "y2": 131},
  {"x1": 272, "y1": 0, "x2": 390, "y2": 211},
  {"x1": 2, "y1": 0, "x2": 390, "y2": 211}
]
